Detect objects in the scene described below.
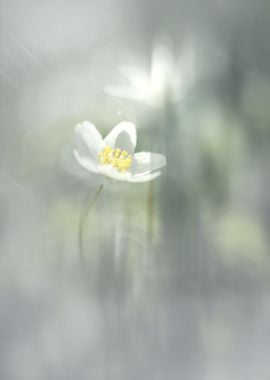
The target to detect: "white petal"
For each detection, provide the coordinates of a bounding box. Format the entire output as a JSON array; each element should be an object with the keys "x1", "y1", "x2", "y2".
[
  {"x1": 128, "y1": 171, "x2": 162, "y2": 183},
  {"x1": 151, "y1": 43, "x2": 173, "y2": 95},
  {"x1": 73, "y1": 150, "x2": 100, "y2": 174},
  {"x1": 118, "y1": 66, "x2": 150, "y2": 90},
  {"x1": 99, "y1": 165, "x2": 131, "y2": 182},
  {"x1": 75, "y1": 121, "x2": 104, "y2": 159},
  {"x1": 104, "y1": 85, "x2": 152, "y2": 105},
  {"x1": 104, "y1": 121, "x2": 137, "y2": 153},
  {"x1": 100, "y1": 165, "x2": 162, "y2": 183},
  {"x1": 131, "y1": 152, "x2": 167, "y2": 176}
]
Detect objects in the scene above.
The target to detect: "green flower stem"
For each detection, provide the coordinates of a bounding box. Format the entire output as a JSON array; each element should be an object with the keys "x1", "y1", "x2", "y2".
[
  {"x1": 147, "y1": 180, "x2": 154, "y2": 245},
  {"x1": 79, "y1": 183, "x2": 104, "y2": 269}
]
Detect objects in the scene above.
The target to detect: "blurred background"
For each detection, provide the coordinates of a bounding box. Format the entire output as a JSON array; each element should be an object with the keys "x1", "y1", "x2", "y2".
[{"x1": 1, "y1": 0, "x2": 270, "y2": 379}]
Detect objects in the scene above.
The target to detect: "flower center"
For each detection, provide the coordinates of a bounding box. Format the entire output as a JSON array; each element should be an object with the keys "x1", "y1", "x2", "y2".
[{"x1": 98, "y1": 146, "x2": 132, "y2": 172}]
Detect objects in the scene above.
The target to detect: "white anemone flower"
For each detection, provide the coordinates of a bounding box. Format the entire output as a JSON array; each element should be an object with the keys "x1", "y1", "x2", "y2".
[
  {"x1": 73, "y1": 121, "x2": 166, "y2": 183},
  {"x1": 104, "y1": 39, "x2": 195, "y2": 108}
]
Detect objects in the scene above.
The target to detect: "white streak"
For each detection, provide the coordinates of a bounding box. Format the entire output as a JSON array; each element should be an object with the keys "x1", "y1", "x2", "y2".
[{"x1": 0, "y1": 168, "x2": 47, "y2": 210}]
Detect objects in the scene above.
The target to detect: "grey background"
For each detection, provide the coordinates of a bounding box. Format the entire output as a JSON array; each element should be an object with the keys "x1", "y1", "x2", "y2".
[{"x1": 1, "y1": 0, "x2": 270, "y2": 379}]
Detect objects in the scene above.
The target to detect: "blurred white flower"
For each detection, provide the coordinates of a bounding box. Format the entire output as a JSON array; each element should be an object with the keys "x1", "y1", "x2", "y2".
[
  {"x1": 104, "y1": 38, "x2": 195, "y2": 108},
  {"x1": 74, "y1": 121, "x2": 166, "y2": 182}
]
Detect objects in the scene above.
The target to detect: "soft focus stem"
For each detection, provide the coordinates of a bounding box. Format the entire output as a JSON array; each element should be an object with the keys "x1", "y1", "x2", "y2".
[
  {"x1": 79, "y1": 183, "x2": 104, "y2": 270},
  {"x1": 147, "y1": 180, "x2": 154, "y2": 245}
]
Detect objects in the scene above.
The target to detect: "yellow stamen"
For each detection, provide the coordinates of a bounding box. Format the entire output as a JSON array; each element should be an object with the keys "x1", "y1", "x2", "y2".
[{"x1": 98, "y1": 146, "x2": 132, "y2": 172}]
